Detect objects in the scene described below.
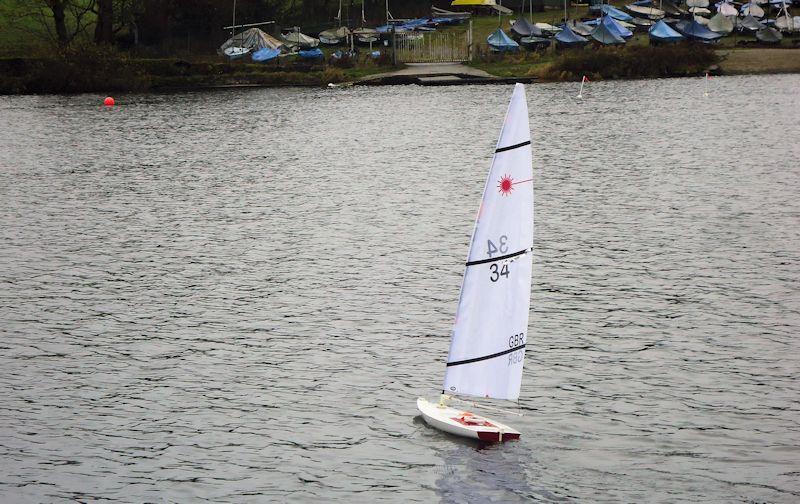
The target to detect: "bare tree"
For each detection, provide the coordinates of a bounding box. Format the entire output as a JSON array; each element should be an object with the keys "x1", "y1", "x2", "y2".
[
  {"x1": 94, "y1": 0, "x2": 112, "y2": 43},
  {"x1": 2, "y1": 0, "x2": 97, "y2": 46}
]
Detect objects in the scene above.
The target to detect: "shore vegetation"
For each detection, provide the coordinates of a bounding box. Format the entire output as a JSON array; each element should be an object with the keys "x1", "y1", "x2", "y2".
[{"x1": 0, "y1": 1, "x2": 798, "y2": 94}]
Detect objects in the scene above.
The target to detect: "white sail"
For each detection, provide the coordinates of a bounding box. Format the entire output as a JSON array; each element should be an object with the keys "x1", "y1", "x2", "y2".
[{"x1": 442, "y1": 84, "x2": 533, "y2": 402}]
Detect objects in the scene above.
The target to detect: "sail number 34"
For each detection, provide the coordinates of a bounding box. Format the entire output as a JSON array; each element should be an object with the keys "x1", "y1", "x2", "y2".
[{"x1": 488, "y1": 236, "x2": 510, "y2": 282}]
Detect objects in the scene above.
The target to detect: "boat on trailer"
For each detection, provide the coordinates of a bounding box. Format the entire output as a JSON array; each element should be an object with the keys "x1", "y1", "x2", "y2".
[{"x1": 417, "y1": 84, "x2": 533, "y2": 443}]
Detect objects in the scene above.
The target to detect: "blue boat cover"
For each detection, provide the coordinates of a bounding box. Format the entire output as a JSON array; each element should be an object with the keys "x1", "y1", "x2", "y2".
[
  {"x1": 602, "y1": 15, "x2": 634, "y2": 38},
  {"x1": 298, "y1": 48, "x2": 324, "y2": 59},
  {"x1": 555, "y1": 25, "x2": 589, "y2": 45},
  {"x1": 430, "y1": 17, "x2": 459, "y2": 25},
  {"x1": 331, "y1": 49, "x2": 356, "y2": 60},
  {"x1": 376, "y1": 18, "x2": 438, "y2": 33},
  {"x1": 591, "y1": 20, "x2": 626, "y2": 44},
  {"x1": 675, "y1": 19, "x2": 723, "y2": 41},
  {"x1": 487, "y1": 28, "x2": 520, "y2": 51},
  {"x1": 251, "y1": 47, "x2": 281, "y2": 62},
  {"x1": 601, "y1": 5, "x2": 635, "y2": 21},
  {"x1": 633, "y1": 0, "x2": 653, "y2": 5},
  {"x1": 649, "y1": 19, "x2": 684, "y2": 42},
  {"x1": 375, "y1": 24, "x2": 408, "y2": 33}
]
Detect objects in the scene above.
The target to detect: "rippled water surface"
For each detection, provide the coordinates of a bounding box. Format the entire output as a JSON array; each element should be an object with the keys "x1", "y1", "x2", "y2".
[{"x1": 1, "y1": 75, "x2": 799, "y2": 503}]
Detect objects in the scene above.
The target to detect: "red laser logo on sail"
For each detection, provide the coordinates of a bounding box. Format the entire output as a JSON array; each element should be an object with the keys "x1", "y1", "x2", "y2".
[{"x1": 498, "y1": 174, "x2": 514, "y2": 196}]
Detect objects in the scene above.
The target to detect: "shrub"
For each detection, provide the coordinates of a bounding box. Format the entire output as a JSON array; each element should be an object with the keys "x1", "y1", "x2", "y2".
[{"x1": 540, "y1": 43, "x2": 720, "y2": 81}]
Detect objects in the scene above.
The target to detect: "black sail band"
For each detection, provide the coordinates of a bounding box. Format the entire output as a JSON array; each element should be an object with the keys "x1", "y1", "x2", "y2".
[
  {"x1": 466, "y1": 248, "x2": 529, "y2": 267},
  {"x1": 446, "y1": 344, "x2": 526, "y2": 367},
  {"x1": 495, "y1": 140, "x2": 531, "y2": 153}
]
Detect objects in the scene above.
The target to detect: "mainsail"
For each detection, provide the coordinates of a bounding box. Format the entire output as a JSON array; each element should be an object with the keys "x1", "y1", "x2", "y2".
[{"x1": 443, "y1": 84, "x2": 533, "y2": 402}]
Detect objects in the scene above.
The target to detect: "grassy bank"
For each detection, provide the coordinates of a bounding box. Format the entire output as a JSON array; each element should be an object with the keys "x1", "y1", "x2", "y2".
[
  {"x1": 469, "y1": 43, "x2": 720, "y2": 81},
  {"x1": 0, "y1": 49, "x2": 394, "y2": 94},
  {"x1": 717, "y1": 48, "x2": 800, "y2": 75}
]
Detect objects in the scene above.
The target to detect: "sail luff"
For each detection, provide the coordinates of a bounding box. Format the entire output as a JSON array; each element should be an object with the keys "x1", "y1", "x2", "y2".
[{"x1": 443, "y1": 84, "x2": 533, "y2": 402}]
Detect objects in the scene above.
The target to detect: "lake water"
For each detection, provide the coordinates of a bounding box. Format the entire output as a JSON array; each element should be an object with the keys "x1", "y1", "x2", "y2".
[{"x1": 1, "y1": 75, "x2": 799, "y2": 503}]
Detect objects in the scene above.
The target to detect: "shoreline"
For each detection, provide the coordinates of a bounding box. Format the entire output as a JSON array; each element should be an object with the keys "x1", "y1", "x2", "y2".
[{"x1": 1, "y1": 47, "x2": 799, "y2": 95}]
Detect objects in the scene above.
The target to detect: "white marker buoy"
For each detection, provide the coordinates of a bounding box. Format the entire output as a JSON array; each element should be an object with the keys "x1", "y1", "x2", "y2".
[{"x1": 577, "y1": 75, "x2": 589, "y2": 99}]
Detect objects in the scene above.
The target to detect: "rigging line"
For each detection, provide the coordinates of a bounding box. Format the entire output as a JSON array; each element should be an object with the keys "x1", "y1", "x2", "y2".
[
  {"x1": 495, "y1": 140, "x2": 531, "y2": 153},
  {"x1": 446, "y1": 343, "x2": 526, "y2": 367},
  {"x1": 466, "y1": 248, "x2": 529, "y2": 266}
]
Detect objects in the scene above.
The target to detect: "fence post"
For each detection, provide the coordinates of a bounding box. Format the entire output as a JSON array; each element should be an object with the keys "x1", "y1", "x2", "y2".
[
  {"x1": 468, "y1": 19, "x2": 473, "y2": 62},
  {"x1": 392, "y1": 26, "x2": 397, "y2": 66}
]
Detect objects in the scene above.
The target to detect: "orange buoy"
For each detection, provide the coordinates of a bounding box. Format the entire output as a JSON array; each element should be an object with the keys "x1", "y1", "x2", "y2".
[{"x1": 103, "y1": 96, "x2": 115, "y2": 106}]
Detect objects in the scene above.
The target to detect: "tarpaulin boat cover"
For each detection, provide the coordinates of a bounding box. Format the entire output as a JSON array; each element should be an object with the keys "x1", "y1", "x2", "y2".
[
  {"x1": 352, "y1": 27, "x2": 379, "y2": 40},
  {"x1": 251, "y1": 47, "x2": 281, "y2": 62},
  {"x1": 298, "y1": 47, "x2": 324, "y2": 58},
  {"x1": 740, "y1": 2, "x2": 765, "y2": 17},
  {"x1": 686, "y1": 0, "x2": 709, "y2": 7},
  {"x1": 630, "y1": 17, "x2": 655, "y2": 27},
  {"x1": 602, "y1": 15, "x2": 634, "y2": 38},
  {"x1": 707, "y1": 12, "x2": 734, "y2": 33},
  {"x1": 660, "y1": 0, "x2": 688, "y2": 15},
  {"x1": 716, "y1": 1, "x2": 738, "y2": 16},
  {"x1": 626, "y1": 4, "x2": 666, "y2": 18},
  {"x1": 775, "y1": 15, "x2": 797, "y2": 32},
  {"x1": 675, "y1": 19, "x2": 723, "y2": 40},
  {"x1": 487, "y1": 28, "x2": 520, "y2": 51},
  {"x1": 534, "y1": 22, "x2": 562, "y2": 34},
  {"x1": 649, "y1": 20, "x2": 685, "y2": 42},
  {"x1": 555, "y1": 24, "x2": 589, "y2": 45},
  {"x1": 755, "y1": 26, "x2": 783, "y2": 42},
  {"x1": 282, "y1": 31, "x2": 320, "y2": 49},
  {"x1": 591, "y1": 20, "x2": 627, "y2": 44},
  {"x1": 511, "y1": 17, "x2": 543, "y2": 37},
  {"x1": 319, "y1": 26, "x2": 351, "y2": 43},
  {"x1": 694, "y1": 14, "x2": 711, "y2": 25},
  {"x1": 566, "y1": 19, "x2": 594, "y2": 36},
  {"x1": 219, "y1": 28, "x2": 284, "y2": 55},
  {"x1": 738, "y1": 15, "x2": 765, "y2": 31},
  {"x1": 601, "y1": 5, "x2": 634, "y2": 21}
]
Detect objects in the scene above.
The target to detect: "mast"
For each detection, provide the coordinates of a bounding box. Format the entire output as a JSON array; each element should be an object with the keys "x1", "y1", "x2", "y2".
[
  {"x1": 231, "y1": 0, "x2": 236, "y2": 40},
  {"x1": 499, "y1": 0, "x2": 502, "y2": 26}
]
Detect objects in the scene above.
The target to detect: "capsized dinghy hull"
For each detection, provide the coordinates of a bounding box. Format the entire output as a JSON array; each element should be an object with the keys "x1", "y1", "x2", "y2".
[{"x1": 417, "y1": 398, "x2": 521, "y2": 442}]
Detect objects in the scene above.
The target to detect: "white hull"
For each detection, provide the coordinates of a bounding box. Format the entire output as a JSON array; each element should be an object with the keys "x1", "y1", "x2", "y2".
[{"x1": 417, "y1": 398, "x2": 521, "y2": 442}]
